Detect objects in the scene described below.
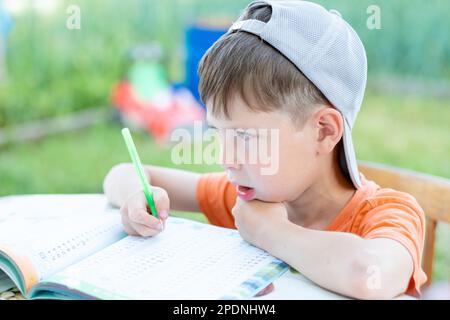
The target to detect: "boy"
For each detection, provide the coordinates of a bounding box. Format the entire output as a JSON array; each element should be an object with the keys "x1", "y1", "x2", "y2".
[{"x1": 103, "y1": 1, "x2": 426, "y2": 299}]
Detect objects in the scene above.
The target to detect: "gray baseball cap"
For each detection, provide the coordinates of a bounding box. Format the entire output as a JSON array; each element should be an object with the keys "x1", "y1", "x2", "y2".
[{"x1": 228, "y1": 0, "x2": 367, "y2": 188}]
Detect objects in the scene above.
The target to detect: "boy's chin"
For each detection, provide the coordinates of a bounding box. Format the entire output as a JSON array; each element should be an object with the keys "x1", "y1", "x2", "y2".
[{"x1": 251, "y1": 194, "x2": 283, "y2": 203}]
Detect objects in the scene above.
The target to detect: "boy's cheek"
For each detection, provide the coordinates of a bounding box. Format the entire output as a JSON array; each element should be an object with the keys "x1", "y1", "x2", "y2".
[
  {"x1": 246, "y1": 161, "x2": 310, "y2": 201},
  {"x1": 253, "y1": 176, "x2": 296, "y2": 202}
]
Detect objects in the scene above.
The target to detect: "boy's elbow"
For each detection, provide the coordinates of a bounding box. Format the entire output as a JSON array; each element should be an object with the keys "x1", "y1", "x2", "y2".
[
  {"x1": 349, "y1": 251, "x2": 400, "y2": 300},
  {"x1": 103, "y1": 163, "x2": 122, "y2": 191},
  {"x1": 103, "y1": 163, "x2": 132, "y2": 201},
  {"x1": 351, "y1": 277, "x2": 397, "y2": 300}
]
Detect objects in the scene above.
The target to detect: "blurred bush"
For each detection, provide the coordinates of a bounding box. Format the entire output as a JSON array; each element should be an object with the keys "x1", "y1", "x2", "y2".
[
  {"x1": 316, "y1": 0, "x2": 450, "y2": 78},
  {"x1": 0, "y1": 0, "x2": 449, "y2": 127}
]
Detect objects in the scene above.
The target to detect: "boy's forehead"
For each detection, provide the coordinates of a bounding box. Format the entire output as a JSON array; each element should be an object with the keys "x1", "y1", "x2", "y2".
[
  {"x1": 206, "y1": 112, "x2": 239, "y2": 129},
  {"x1": 205, "y1": 95, "x2": 249, "y2": 127},
  {"x1": 205, "y1": 94, "x2": 302, "y2": 130},
  {"x1": 206, "y1": 107, "x2": 291, "y2": 130}
]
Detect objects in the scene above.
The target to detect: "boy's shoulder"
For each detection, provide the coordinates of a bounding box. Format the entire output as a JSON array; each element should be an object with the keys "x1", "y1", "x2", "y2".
[
  {"x1": 358, "y1": 174, "x2": 425, "y2": 219},
  {"x1": 329, "y1": 174, "x2": 425, "y2": 234}
]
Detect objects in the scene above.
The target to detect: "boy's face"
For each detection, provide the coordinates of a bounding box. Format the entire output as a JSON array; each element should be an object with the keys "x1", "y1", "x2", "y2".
[{"x1": 207, "y1": 96, "x2": 321, "y2": 203}]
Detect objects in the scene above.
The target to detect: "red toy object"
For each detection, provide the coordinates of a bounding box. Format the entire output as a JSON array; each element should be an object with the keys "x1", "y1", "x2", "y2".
[
  {"x1": 112, "y1": 80, "x2": 205, "y2": 145},
  {"x1": 112, "y1": 43, "x2": 205, "y2": 145}
]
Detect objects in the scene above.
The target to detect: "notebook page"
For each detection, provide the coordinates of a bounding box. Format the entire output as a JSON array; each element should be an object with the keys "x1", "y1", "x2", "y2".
[
  {"x1": 0, "y1": 195, "x2": 126, "y2": 280},
  {"x1": 46, "y1": 217, "x2": 289, "y2": 299}
]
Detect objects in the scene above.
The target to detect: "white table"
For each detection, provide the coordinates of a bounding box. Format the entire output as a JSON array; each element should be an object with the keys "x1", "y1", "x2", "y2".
[
  {"x1": 254, "y1": 269, "x2": 415, "y2": 300},
  {"x1": 254, "y1": 269, "x2": 349, "y2": 300}
]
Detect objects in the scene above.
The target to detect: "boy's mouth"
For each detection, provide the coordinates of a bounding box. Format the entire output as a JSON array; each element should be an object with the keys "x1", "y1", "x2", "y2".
[{"x1": 236, "y1": 185, "x2": 255, "y2": 201}]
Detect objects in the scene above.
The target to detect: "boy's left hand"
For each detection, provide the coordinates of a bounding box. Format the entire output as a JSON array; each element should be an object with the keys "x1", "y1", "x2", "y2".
[{"x1": 231, "y1": 198, "x2": 289, "y2": 250}]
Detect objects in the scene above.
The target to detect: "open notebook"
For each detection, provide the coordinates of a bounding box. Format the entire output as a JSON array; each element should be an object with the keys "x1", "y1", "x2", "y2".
[{"x1": 0, "y1": 194, "x2": 289, "y2": 299}]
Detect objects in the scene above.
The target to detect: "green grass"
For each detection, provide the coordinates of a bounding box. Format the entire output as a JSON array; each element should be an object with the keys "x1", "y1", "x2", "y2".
[
  {"x1": 0, "y1": 91, "x2": 449, "y2": 282},
  {"x1": 354, "y1": 92, "x2": 450, "y2": 178}
]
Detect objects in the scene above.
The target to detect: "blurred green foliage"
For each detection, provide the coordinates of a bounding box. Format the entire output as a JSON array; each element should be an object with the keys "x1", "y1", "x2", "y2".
[{"x1": 1, "y1": 0, "x2": 450, "y2": 127}]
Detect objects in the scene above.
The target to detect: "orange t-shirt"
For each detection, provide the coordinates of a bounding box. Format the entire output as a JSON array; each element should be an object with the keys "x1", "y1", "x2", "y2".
[{"x1": 196, "y1": 171, "x2": 427, "y2": 297}]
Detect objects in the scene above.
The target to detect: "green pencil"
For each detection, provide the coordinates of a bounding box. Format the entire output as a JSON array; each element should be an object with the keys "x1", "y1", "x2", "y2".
[{"x1": 121, "y1": 128, "x2": 159, "y2": 219}]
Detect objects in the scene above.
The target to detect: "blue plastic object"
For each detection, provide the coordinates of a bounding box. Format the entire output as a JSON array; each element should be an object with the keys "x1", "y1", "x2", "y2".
[
  {"x1": 185, "y1": 25, "x2": 227, "y2": 106},
  {"x1": 0, "y1": 1, "x2": 13, "y2": 40}
]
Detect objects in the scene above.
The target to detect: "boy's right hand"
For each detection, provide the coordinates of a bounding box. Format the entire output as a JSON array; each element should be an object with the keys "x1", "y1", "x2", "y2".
[{"x1": 120, "y1": 187, "x2": 170, "y2": 237}]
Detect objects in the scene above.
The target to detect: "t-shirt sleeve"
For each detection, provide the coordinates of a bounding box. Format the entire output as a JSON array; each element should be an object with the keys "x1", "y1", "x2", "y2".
[
  {"x1": 195, "y1": 172, "x2": 237, "y2": 229},
  {"x1": 358, "y1": 190, "x2": 427, "y2": 297}
]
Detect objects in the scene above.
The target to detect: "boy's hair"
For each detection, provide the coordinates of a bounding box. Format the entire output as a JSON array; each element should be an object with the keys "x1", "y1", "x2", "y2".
[{"x1": 198, "y1": 3, "x2": 331, "y2": 128}]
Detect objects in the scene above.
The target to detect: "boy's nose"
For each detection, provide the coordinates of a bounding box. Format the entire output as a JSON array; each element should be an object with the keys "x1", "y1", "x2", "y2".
[
  {"x1": 220, "y1": 148, "x2": 242, "y2": 171},
  {"x1": 219, "y1": 136, "x2": 242, "y2": 171}
]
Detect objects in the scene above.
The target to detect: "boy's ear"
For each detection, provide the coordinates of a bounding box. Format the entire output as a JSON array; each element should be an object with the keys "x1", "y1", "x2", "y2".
[{"x1": 313, "y1": 107, "x2": 344, "y2": 155}]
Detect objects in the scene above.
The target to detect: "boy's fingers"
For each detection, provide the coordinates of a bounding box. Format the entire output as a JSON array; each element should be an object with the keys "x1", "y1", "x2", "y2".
[
  {"x1": 129, "y1": 209, "x2": 161, "y2": 228},
  {"x1": 121, "y1": 215, "x2": 139, "y2": 236},
  {"x1": 152, "y1": 187, "x2": 170, "y2": 218},
  {"x1": 121, "y1": 211, "x2": 162, "y2": 237},
  {"x1": 127, "y1": 188, "x2": 170, "y2": 221},
  {"x1": 127, "y1": 192, "x2": 148, "y2": 214},
  {"x1": 130, "y1": 221, "x2": 161, "y2": 237},
  {"x1": 120, "y1": 196, "x2": 162, "y2": 236},
  {"x1": 159, "y1": 210, "x2": 169, "y2": 220}
]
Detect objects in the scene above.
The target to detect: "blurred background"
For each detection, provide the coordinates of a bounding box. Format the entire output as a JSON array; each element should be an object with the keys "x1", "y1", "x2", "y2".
[{"x1": 0, "y1": 0, "x2": 448, "y2": 283}]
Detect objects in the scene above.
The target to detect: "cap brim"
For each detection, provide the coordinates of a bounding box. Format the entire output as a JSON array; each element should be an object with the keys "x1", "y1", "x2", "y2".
[{"x1": 342, "y1": 121, "x2": 362, "y2": 188}]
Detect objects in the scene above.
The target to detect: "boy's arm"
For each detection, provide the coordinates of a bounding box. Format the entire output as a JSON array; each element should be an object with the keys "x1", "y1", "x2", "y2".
[
  {"x1": 232, "y1": 199, "x2": 413, "y2": 300},
  {"x1": 264, "y1": 222, "x2": 413, "y2": 299},
  {"x1": 103, "y1": 163, "x2": 201, "y2": 212}
]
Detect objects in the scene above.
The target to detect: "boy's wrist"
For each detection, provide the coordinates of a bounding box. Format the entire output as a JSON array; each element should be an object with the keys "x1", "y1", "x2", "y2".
[{"x1": 261, "y1": 219, "x2": 302, "y2": 253}]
